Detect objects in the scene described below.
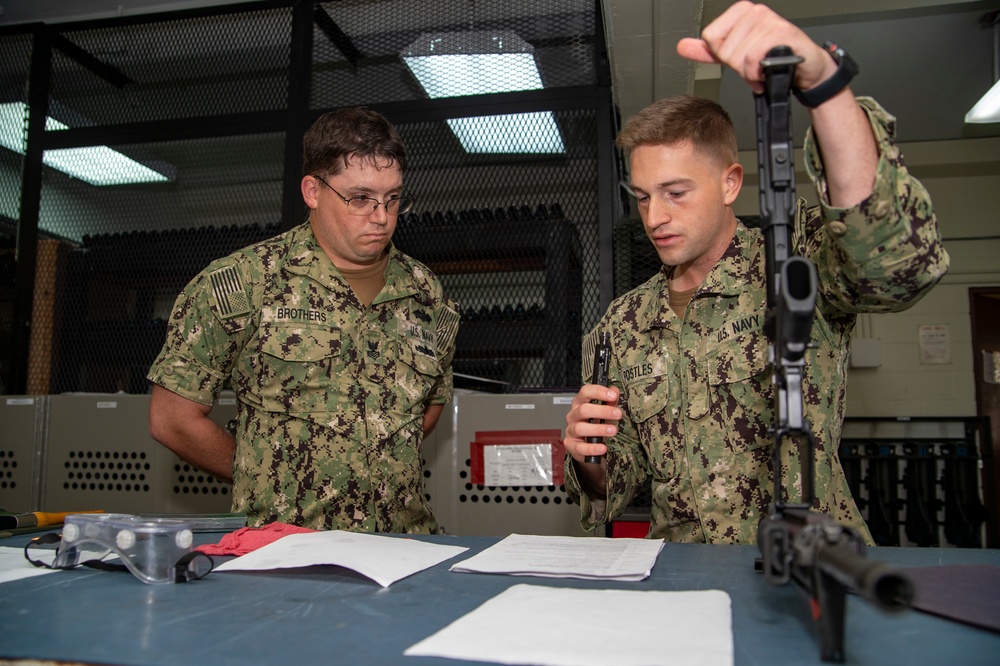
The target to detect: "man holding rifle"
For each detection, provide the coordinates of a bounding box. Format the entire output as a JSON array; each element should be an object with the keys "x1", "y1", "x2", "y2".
[{"x1": 563, "y1": 1, "x2": 949, "y2": 544}]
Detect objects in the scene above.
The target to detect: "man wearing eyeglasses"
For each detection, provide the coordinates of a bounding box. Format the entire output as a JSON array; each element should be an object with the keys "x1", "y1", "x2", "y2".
[{"x1": 147, "y1": 108, "x2": 460, "y2": 533}]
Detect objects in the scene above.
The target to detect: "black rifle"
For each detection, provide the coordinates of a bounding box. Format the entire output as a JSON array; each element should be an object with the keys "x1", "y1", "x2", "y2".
[{"x1": 753, "y1": 46, "x2": 914, "y2": 662}]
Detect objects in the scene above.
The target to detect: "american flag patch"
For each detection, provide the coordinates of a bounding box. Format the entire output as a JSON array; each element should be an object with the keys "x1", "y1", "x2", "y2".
[
  {"x1": 209, "y1": 266, "x2": 251, "y2": 318},
  {"x1": 581, "y1": 330, "x2": 597, "y2": 380}
]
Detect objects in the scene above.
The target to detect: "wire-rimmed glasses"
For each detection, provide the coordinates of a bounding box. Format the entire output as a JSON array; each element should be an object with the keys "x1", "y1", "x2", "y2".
[{"x1": 313, "y1": 174, "x2": 414, "y2": 216}]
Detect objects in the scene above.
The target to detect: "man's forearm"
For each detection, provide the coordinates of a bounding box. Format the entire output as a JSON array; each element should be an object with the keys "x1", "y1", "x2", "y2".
[
  {"x1": 573, "y1": 459, "x2": 608, "y2": 500},
  {"x1": 149, "y1": 385, "x2": 236, "y2": 482},
  {"x1": 159, "y1": 420, "x2": 236, "y2": 482},
  {"x1": 808, "y1": 90, "x2": 879, "y2": 208},
  {"x1": 423, "y1": 402, "x2": 445, "y2": 436}
]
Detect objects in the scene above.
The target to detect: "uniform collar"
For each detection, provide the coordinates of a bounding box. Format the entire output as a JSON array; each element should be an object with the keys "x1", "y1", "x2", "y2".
[
  {"x1": 635, "y1": 221, "x2": 756, "y2": 331},
  {"x1": 697, "y1": 221, "x2": 755, "y2": 298},
  {"x1": 282, "y1": 222, "x2": 420, "y2": 304}
]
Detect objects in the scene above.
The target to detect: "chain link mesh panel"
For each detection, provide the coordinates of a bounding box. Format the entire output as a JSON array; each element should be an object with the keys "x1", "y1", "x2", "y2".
[
  {"x1": 0, "y1": 32, "x2": 32, "y2": 394},
  {"x1": 50, "y1": 133, "x2": 285, "y2": 394},
  {"x1": 614, "y1": 216, "x2": 660, "y2": 298},
  {"x1": 310, "y1": 0, "x2": 595, "y2": 108},
  {"x1": 2, "y1": 0, "x2": 608, "y2": 395},
  {"x1": 393, "y1": 107, "x2": 596, "y2": 391},
  {"x1": 50, "y1": 9, "x2": 293, "y2": 126}
]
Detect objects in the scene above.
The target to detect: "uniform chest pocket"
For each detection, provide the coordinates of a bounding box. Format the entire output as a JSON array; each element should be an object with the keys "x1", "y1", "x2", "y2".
[
  {"x1": 625, "y1": 374, "x2": 670, "y2": 425},
  {"x1": 254, "y1": 323, "x2": 344, "y2": 413},
  {"x1": 623, "y1": 373, "x2": 677, "y2": 480},
  {"x1": 708, "y1": 332, "x2": 771, "y2": 453},
  {"x1": 394, "y1": 339, "x2": 441, "y2": 408}
]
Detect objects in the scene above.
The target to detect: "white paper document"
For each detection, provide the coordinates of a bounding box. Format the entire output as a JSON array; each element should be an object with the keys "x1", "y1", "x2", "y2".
[
  {"x1": 213, "y1": 530, "x2": 468, "y2": 587},
  {"x1": 404, "y1": 583, "x2": 733, "y2": 666},
  {"x1": 0, "y1": 546, "x2": 59, "y2": 584},
  {"x1": 483, "y1": 443, "x2": 553, "y2": 486},
  {"x1": 450, "y1": 533, "x2": 664, "y2": 581}
]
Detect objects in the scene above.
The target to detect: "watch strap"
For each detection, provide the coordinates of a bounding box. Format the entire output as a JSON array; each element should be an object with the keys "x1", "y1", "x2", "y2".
[{"x1": 793, "y1": 41, "x2": 859, "y2": 108}]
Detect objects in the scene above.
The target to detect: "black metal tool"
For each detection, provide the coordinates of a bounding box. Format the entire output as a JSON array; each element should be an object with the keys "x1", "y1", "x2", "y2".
[{"x1": 584, "y1": 331, "x2": 611, "y2": 464}]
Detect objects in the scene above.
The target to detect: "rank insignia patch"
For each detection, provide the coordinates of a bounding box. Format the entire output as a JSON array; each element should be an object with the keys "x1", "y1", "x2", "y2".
[{"x1": 209, "y1": 266, "x2": 251, "y2": 319}]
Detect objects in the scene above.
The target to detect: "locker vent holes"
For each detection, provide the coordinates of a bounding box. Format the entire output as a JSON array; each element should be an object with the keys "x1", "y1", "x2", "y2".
[
  {"x1": 458, "y1": 457, "x2": 566, "y2": 504},
  {"x1": 62, "y1": 450, "x2": 151, "y2": 492},
  {"x1": 422, "y1": 457, "x2": 432, "y2": 502},
  {"x1": 173, "y1": 463, "x2": 230, "y2": 496},
  {"x1": 0, "y1": 450, "x2": 17, "y2": 489}
]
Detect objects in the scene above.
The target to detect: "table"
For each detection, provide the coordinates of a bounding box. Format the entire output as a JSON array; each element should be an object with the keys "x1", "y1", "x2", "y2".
[{"x1": 1, "y1": 532, "x2": 998, "y2": 665}]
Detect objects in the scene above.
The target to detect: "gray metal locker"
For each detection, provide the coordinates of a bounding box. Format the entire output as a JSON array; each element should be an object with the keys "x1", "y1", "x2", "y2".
[
  {"x1": 0, "y1": 396, "x2": 47, "y2": 513},
  {"x1": 420, "y1": 399, "x2": 457, "y2": 530},
  {"x1": 428, "y1": 392, "x2": 590, "y2": 537},
  {"x1": 42, "y1": 394, "x2": 235, "y2": 515}
]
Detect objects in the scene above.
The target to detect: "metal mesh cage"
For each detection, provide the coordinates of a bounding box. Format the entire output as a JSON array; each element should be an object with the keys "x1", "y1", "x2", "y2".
[
  {"x1": 36, "y1": 129, "x2": 285, "y2": 393},
  {"x1": 50, "y1": 9, "x2": 293, "y2": 126},
  {"x1": 393, "y1": 107, "x2": 595, "y2": 391},
  {"x1": 613, "y1": 216, "x2": 660, "y2": 297},
  {"x1": 0, "y1": 32, "x2": 31, "y2": 394},
  {"x1": 1, "y1": 0, "x2": 610, "y2": 396},
  {"x1": 310, "y1": 0, "x2": 596, "y2": 108}
]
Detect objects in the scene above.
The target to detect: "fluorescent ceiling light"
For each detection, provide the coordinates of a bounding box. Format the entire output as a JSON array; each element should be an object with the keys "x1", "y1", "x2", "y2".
[
  {"x1": 403, "y1": 52, "x2": 544, "y2": 98},
  {"x1": 965, "y1": 78, "x2": 1000, "y2": 123},
  {"x1": 447, "y1": 113, "x2": 564, "y2": 154},
  {"x1": 966, "y1": 14, "x2": 1000, "y2": 124},
  {"x1": 0, "y1": 102, "x2": 172, "y2": 185},
  {"x1": 402, "y1": 31, "x2": 565, "y2": 154}
]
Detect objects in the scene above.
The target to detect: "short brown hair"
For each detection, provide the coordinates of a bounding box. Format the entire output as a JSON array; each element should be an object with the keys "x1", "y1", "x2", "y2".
[
  {"x1": 616, "y1": 95, "x2": 738, "y2": 167},
  {"x1": 302, "y1": 107, "x2": 408, "y2": 177}
]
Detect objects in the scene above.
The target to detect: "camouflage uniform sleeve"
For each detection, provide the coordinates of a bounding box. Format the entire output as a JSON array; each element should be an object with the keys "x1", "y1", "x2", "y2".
[
  {"x1": 802, "y1": 96, "x2": 950, "y2": 313},
  {"x1": 564, "y1": 324, "x2": 650, "y2": 532},
  {"x1": 426, "y1": 298, "x2": 460, "y2": 405},
  {"x1": 147, "y1": 256, "x2": 255, "y2": 405}
]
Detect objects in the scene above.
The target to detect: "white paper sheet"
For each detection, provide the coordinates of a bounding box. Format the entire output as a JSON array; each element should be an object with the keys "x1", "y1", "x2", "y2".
[
  {"x1": 0, "y1": 545, "x2": 59, "y2": 584},
  {"x1": 404, "y1": 584, "x2": 733, "y2": 666},
  {"x1": 213, "y1": 530, "x2": 467, "y2": 587},
  {"x1": 483, "y1": 444, "x2": 553, "y2": 486},
  {"x1": 450, "y1": 533, "x2": 664, "y2": 581}
]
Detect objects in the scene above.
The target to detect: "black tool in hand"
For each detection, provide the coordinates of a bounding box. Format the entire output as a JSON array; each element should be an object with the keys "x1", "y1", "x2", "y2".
[{"x1": 584, "y1": 331, "x2": 611, "y2": 464}]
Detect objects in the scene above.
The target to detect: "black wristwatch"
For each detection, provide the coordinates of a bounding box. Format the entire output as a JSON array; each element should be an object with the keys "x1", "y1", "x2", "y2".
[{"x1": 793, "y1": 41, "x2": 860, "y2": 108}]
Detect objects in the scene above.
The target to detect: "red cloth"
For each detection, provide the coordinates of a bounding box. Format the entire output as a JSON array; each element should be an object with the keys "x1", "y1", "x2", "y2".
[{"x1": 196, "y1": 522, "x2": 317, "y2": 556}]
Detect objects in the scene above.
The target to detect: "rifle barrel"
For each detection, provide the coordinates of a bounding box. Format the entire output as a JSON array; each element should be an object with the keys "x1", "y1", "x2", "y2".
[{"x1": 817, "y1": 542, "x2": 914, "y2": 612}]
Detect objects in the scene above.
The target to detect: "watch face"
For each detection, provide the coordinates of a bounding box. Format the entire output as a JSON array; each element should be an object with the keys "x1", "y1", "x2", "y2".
[
  {"x1": 839, "y1": 49, "x2": 860, "y2": 75},
  {"x1": 824, "y1": 41, "x2": 860, "y2": 74}
]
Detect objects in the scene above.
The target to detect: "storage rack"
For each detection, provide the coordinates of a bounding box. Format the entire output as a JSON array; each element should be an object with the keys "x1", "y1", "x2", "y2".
[{"x1": 395, "y1": 203, "x2": 583, "y2": 390}]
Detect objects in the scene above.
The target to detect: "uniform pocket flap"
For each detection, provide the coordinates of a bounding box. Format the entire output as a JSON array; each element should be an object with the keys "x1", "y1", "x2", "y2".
[
  {"x1": 258, "y1": 323, "x2": 342, "y2": 362},
  {"x1": 709, "y1": 333, "x2": 769, "y2": 385},
  {"x1": 626, "y1": 376, "x2": 670, "y2": 424},
  {"x1": 398, "y1": 337, "x2": 441, "y2": 377}
]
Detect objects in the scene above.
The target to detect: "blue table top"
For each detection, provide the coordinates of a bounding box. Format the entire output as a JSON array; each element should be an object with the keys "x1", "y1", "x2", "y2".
[{"x1": 1, "y1": 532, "x2": 998, "y2": 666}]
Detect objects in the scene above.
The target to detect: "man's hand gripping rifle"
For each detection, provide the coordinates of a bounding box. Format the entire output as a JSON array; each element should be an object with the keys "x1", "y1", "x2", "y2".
[{"x1": 753, "y1": 47, "x2": 914, "y2": 663}]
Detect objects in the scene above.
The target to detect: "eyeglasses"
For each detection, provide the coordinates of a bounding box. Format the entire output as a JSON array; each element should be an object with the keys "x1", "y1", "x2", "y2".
[{"x1": 313, "y1": 174, "x2": 414, "y2": 216}]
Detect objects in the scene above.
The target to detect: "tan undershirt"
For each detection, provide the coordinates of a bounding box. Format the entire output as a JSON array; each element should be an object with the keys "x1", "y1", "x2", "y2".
[
  {"x1": 338, "y1": 251, "x2": 389, "y2": 307},
  {"x1": 667, "y1": 281, "x2": 698, "y2": 320}
]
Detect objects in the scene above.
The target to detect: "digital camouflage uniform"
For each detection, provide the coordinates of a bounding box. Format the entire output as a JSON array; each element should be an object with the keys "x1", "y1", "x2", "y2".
[
  {"x1": 148, "y1": 222, "x2": 460, "y2": 533},
  {"x1": 565, "y1": 98, "x2": 950, "y2": 544}
]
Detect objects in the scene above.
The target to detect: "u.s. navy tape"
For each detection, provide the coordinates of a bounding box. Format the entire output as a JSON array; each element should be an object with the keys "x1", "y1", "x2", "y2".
[{"x1": 25, "y1": 513, "x2": 213, "y2": 584}]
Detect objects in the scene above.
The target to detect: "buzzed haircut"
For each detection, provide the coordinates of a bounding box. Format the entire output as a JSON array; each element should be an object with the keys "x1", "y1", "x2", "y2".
[
  {"x1": 302, "y1": 107, "x2": 408, "y2": 178},
  {"x1": 616, "y1": 95, "x2": 739, "y2": 168}
]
